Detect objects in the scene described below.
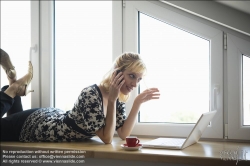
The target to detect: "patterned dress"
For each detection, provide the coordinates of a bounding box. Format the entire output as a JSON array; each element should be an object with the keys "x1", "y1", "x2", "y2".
[{"x1": 19, "y1": 84, "x2": 126, "y2": 142}]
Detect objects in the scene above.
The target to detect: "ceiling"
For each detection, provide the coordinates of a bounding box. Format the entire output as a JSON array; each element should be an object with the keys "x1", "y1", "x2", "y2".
[{"x1": 216, "y1": 1, "x2": 250, "y2": 15}]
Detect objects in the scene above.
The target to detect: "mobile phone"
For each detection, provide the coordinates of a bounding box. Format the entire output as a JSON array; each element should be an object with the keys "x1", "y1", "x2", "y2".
[{"x1": 116, "y1": 70, "x2": 123, "y2": 84}]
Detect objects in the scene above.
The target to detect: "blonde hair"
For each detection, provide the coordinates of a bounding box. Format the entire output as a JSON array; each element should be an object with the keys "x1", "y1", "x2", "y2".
[{"x1": 100, "y1": 52, "x2": 146, "y2": 102}]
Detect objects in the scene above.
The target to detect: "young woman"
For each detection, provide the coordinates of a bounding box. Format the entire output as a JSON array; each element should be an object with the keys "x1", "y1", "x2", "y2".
[{"x1": 0, "y1": 49, "x2": 160, "y2": 143}]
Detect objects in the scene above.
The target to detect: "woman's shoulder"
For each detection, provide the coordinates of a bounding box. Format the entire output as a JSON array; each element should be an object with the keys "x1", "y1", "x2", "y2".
[
  {"x1": 80, "y1": 84, "x2": 102, "y2": 98},
  {"x1": 81, "y1": 84, "x2": 98, "y2": 92}
]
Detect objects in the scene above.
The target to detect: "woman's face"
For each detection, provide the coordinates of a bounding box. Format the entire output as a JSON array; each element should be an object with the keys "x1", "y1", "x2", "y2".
[{"x1": 120, "y1": 70, "x2": 143, "y2": 95}]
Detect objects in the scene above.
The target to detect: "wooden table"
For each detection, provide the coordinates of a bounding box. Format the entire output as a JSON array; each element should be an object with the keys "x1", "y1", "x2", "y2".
[{"x1": 1, "y1": 137, "x2": 250, "y2": 166}]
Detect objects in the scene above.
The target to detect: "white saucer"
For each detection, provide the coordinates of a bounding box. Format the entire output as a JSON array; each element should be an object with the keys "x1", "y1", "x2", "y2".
[{"x1": 121, "y1": 144, "x2": 143, "y2": 151}]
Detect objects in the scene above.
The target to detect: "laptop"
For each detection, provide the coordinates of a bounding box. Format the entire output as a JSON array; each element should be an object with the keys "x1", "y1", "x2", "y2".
[{"x1": 142, "y1": 111, "x2": 217, "y2": 150}]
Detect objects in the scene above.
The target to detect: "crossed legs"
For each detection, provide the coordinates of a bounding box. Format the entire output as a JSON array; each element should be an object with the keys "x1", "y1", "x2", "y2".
[{"x1": 0, "y1": 48, "x2": 33, "y2": 117}]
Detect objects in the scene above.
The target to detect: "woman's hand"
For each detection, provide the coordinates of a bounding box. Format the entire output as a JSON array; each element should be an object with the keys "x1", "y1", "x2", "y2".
[
  {"x1": 134, "y1": 88, "x2": 160, "y2": 105},
  {"x1": 108, "y1": 70, "x2": 125, "y2": 102},
  {"x1": 117, "y1": 88, "x2": 160, "y2": 140}
]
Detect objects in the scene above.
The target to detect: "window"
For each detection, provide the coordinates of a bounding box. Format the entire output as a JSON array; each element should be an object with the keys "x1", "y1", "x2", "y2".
[
  {"x1": 243, "y1": 55, "x2": 250, "y2": 125},
  {"x1": 123, "y1": 1, "x2": 223, "y2": 138},
  {"x1": 54, "y1": 1, "x2": 112, "y2": 110},
  {"x1": 38, "y1": 0, "x2": 250, "y2": 140},
  {"x1": 139, "y1": 12, "x2": 210, "y2": 124},
  {"x1": 227, "y1": 34, "x2": 250, "y2": 140},
  {"x1": 1, "y1": 1, "x2": 31, "y2": 110}
]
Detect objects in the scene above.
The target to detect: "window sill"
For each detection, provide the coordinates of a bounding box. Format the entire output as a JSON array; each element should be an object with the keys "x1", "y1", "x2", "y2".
[{"x1": 1, "y1": 136, "x2": 249, "y2": 166}]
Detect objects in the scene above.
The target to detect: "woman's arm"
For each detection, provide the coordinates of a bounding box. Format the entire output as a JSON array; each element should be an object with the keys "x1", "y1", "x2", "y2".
[
  {"x1": 117, "y1": 88, "x2": 160, "y2": 139},
  {"x1": 95, "y1": 100, "x2": 116, "y2": 144},
  {"x1": 96, "y1": 72, "x2": 125, "y2": 144}
]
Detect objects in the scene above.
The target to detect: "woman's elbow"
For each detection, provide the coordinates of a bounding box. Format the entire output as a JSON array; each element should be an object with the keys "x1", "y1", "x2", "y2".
[
  {"x1": 101, "y1": 136, "x2": 113, "y2": 144},
  {"x1": 104, "y1": 141, "x2": 112, "y2": 144},
  {"x1": 118, "y1": 132, "x2": 129, "y2": 140},
  {"x1": 103, "y1": 139, "x2": 112, "y2": 144},
  {"x1": 96, "y1": 129, "x2": 113, "y2": 144},
  {"x1": 119, "y1": 135, "x2": 126, "y2": 140},
  {"x1": 117, "y1": 128, "x2": 129, "y2": 140}
]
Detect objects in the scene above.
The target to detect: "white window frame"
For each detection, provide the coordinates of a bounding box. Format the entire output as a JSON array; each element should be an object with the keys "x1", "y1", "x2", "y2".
[
  {"x1": 123, "y1": 0, "x2": 223, "y2": 138},
  {"x1": 227, "y1": 33, "x2": 250, "y2": 140},
  {"x1": 39, "y1": 0, "x2": 55, "y2": 107},
  {"x1": 113, "y1": 1, "x2": 123, "y2": 61},
  {"x1": 31, "y1": 1, "x2": 41, "y2": 108},
  {"x1": 39, "y1": 1, "x2": 122, "y2": 108}
]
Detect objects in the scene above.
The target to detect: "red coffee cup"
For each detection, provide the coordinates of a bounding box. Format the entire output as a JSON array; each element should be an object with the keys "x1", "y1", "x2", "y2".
[{"x1": 126, "y1": 136, "x2": 140, "y2": 147}]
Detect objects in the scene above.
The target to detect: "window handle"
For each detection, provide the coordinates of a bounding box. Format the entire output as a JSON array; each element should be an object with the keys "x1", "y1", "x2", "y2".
[
  {"x1": 213, "y1": 85, "x2": 219, "y2": 111},
  {"x1": 29, "y1": 45, "x2": 37, "y2": 60}
]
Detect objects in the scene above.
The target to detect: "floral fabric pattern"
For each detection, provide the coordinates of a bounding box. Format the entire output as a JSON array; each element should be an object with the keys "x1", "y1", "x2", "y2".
[{"x1": 19, "y1": 84, "x2": 126, "y2": 142}]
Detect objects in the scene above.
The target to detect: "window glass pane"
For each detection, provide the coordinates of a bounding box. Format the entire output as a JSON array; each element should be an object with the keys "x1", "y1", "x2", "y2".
[
  {"x1": 243, "y1": 55, "x2": 250, "y2": 125},
  {"x1": 139, "y1": 13, "x2": 210, "y2": 123},
  {"x1": 1, "y1": 1, "x2": 31, "y2": 111},
  {"x1": 55, "y1": 1, "x2": 112, "y2": 110}
]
